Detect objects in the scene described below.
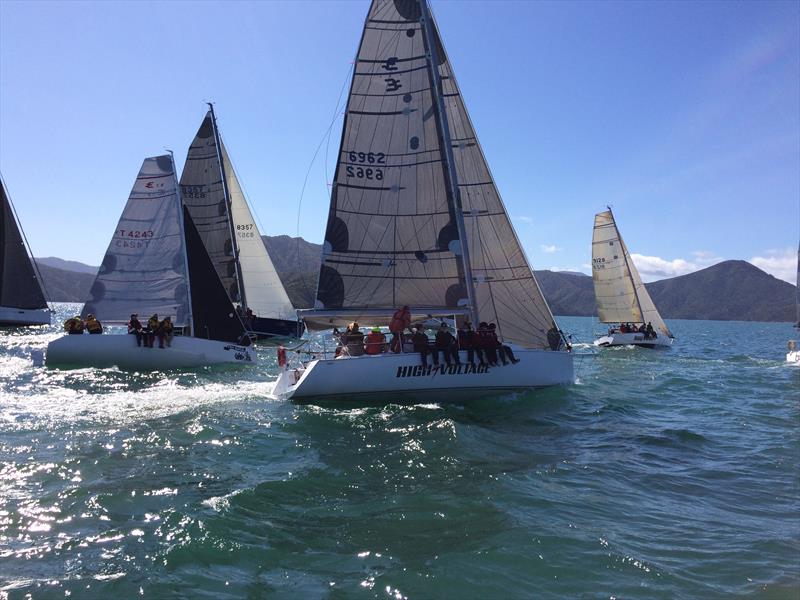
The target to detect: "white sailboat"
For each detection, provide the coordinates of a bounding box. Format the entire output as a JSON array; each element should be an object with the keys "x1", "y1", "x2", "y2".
[
  {"x1": 591, "y1": 209, "x2": 673, "y2": 348},
  {"x1": 787, "y1": 242, "x2": 799, "y2": 364},
  {"x1": 46, "y1": 154, "x2": 256, "y2": 369},
  {"x1": 275, "y1": 0, "x2": 573, "y2": 403},
  {"x1": 0, "y1": 176, "x2": 52, "y2": 326},
  {"x1": 180, "y1": 105, "x2": 301, "y2": 340}
]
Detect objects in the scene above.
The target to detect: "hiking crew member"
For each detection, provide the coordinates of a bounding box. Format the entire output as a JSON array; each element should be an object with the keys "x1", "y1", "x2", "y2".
[
  {"x1": 64, "y1": 316, "x2": 84, "y2": 335},
  {"x1": 364, "y1": 327, "x2": 387, "y2": 355},
  {"x1": 489, "y1": 323, "x2": 519, "y2": 365},
  {"x1": 145, "y1": 314, "x2": 160, "y2": 348},
  {"x1": 345, "y1": 322, "x2": 365, "y2": 356},
  {"x1": 435, "y1": 323, "x2": 460, "y2": 366},
  {"x1": 645, "y1": 322, "x2": 656, "y2": 339},
  {"x1": 128, "y1": 314, "x2": 143, "y2": 346},
  {"x1": 458, "y1": 321, "x2": 484, "y2": 365},
  {"x1": 389, "y1": 306, "x2": 411, "y2": 353},
  {"x1": 84, "y1": 314, "x2": 103, "y2": 335},
  {"x1": 159, "y1": 316, "x2": 174, "y2": 348},
  {"x1": 477, "y1": 322, "x2": 498, "y2": 366},
  {"x1": 412, "y1": 326, "x2": 437, "y2": 368}
]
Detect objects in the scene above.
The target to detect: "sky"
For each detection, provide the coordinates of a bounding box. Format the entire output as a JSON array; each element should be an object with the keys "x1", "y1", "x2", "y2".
[{"x1": 1, "y1": 0, "x2": 798, "y2": 283}]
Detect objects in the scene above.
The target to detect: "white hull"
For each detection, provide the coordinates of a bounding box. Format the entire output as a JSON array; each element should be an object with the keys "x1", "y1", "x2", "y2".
[
  {"x1": 274, "y1": 348, "x2": 573, "y2": 403},
  {"x1": 45, "y1": 334, "x2": 256, "y2": 370},
  {"x1": 594, "y1": 331, "x2": 672, "y2": 348},
  {"x1": 0, "y1": 306, "x2": 51, "y2": 326},
  {"x1": 787, "y1": 350, "x2": 800, "y2": 365}
]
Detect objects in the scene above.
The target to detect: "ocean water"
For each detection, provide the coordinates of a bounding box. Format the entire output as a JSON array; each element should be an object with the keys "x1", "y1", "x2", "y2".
[{"x1": 1, "y1": 303, "x2": 797, "y2": 599}]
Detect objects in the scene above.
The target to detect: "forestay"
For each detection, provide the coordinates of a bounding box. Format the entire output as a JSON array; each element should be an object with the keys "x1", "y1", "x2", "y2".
[
  {"x1": 591, "y1": 210, "x2": 671, "y2": 337},
  {"x1": 312, "y1": 0, "x2": 556, "y2": 349},
  {"x1": 0, "y1": 178, "x2": 48, "y2": 310},
  {"x1": 83, "y1": 155, "x2": 191, "y2": 326}
]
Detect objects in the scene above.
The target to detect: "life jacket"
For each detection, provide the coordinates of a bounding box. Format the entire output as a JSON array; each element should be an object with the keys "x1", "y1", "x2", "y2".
[
  {"x1": 63, "y1": 318, "x2": 76, "y2": 333},
  {"x1": 147, "y1": 317, "x2": 159, "y2": 331},
  {"x1": 364, "y1": 331, "x2": 386, "y2": 354},
  {"x1": 128, "y1": 318, "x2": 142, "y2": 333},
  {"x1": 85, "y1": 318, "x2": 103, "y2": 334},
  {"x1": 389, "y1": 309, "x2": 410, "y2": 333},
  {"x1": 160, "y1": 320, "x2": 173, "y2": 334}
]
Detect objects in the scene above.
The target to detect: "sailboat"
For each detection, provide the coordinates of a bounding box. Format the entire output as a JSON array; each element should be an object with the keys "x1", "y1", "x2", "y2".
[
  {"x1": 180, "y1": 105, "x2": 301, "y2": 340},
  {"x1": 591, "y1": 209, "x2": 673, "y2": 348},
  {"x1": 787, "y1": 242, "x2": 799, "y2": 364},
  {"x1": 0, "y1": 176, "x2": 51, "y2": 326},
  {"x1": 46, "y1": 154, "x2": 256, "y2": 369},
  {"x1": 274, "y1": 0, "x2": 573, "y2": 403}
]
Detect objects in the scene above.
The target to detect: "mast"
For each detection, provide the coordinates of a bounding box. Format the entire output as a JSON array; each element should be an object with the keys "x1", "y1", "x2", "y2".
[
  {"x1": 419, "y1": 0, "x2": 478, "y2": 326},
  {"x1": 607, "y1": 206, "x2": 643, "y2": 323},
  {"x1": 207, "y1": 102, "x2": 248, "y2": 311},
  {"x1": 171, "y1": 152, "x2": 194, "y2": 336}
]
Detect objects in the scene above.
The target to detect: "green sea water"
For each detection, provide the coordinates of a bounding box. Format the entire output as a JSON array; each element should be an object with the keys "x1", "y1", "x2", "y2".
[{"x1": 1, "y1": 303, "x2": 797, "y2": 599}]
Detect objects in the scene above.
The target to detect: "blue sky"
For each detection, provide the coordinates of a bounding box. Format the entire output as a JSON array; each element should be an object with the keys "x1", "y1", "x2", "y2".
[{"x1": 1, "y1": 0, "x2": 798, "y2": 282}]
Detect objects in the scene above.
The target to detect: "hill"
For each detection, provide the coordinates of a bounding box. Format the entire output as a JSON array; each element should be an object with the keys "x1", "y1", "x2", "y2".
[
  {"x1": 36, "y1": 256, "x2": 98, "y2": 274},
  {"x1": 646, "y1": 260, "x2": 795, "y2": 322},
  {"x1": 35, "y1": 262, "x2": 95, "y2": 303}
]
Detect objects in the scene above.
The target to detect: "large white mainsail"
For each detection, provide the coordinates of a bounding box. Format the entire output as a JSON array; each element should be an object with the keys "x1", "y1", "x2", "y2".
[
  {"x1": 307, "y1": 0, "x2": 558, "y2": 349},
  {"x1": 180, "y1": 108, "x2": 294, "y2": 322},
  {"x1": 592, "y1": 209, "x2": 671, "y2": 337},
  {"x1": 83, "y1": 155, "x2": 191, "y2": 326}
]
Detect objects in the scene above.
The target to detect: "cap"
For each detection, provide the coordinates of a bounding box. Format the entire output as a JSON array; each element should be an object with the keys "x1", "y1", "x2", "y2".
[{"x1": 371, "y1": 327, "x2": 381, "y2": 333}]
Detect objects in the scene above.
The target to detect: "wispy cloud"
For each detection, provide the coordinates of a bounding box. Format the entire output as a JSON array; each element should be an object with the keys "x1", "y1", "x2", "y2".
[
  {"x1": 630, "y1": 251, "x2": 721, "y2": 282},
  {"x1": 749, "y1": 248, "x2": 797, "y2": 284},
  {"x1": 540, "y1": 244, "x2": 562, "y2": 254},
  {"x1": 515, "y1": 215, "x2": 533, "y2": 224}
]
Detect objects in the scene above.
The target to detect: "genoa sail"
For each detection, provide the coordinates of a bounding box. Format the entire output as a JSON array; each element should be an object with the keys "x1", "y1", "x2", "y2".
[
  {"x1": 310, "y1": 0, "x2": 557, "y2": 349},
  {"x1": 180, "y1": 110, "x2": 294, "y2": 321},
  {"x1": 83, "y1": 155, "x2": 192, "y2": 326},
  {"x1": 220, "y1": 143, "x2": 295, "y2": 321},
  {"x1": 0, "y1": 177, "x2": 48, "y2": 310},
  {"x1": 591, "y1": 210, "x2": 672, "y2": 337}
]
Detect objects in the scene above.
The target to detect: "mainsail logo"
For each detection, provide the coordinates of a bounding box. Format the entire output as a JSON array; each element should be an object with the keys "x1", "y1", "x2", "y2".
[{"x1": 396, "y1": 363, "x2": 490, "y2": 378}]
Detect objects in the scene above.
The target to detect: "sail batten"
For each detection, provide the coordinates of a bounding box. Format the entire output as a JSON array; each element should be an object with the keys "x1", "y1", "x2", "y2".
[{"x1": 591, "y1": 209, "x2": 672, "y2": 337}]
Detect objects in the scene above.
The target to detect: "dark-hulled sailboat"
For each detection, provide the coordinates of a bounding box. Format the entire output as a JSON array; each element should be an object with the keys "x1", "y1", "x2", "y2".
[
  {"x1": 46, "y1": 154, "x2": 256, "y2": 369},
  {"x1": 274, "y1": 0, "x2": 573, "y2": 402},
  {"x1": 0, "y1": 176, "x2": 51, "y2": 326},
  {"x1": 180, "y1": 106, "x2": 301, "y2": 341}
]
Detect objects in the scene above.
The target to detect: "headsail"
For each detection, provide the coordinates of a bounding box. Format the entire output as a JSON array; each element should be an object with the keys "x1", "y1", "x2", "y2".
[
  {"x1": 429, "y1": 9, "x2": 556, "y2": 348},
  {"x1": 83, "y1": 155, "x2": 191, "y2": 325},
  {"x1": 181, "y1": 110, "x2": 294, "y2": 321},
  {"x1": 310, "y1": 0, "x2": 557, "y2": 348},
  {"x1": 0, "y1": 177, "x2": 48, "y2": 310},
  {"x1": 220, "y1": 143, "x2": 295, "y2": 321},
  {"x1": 591, "y1": 210, "x2": 672, "y2": 337}
]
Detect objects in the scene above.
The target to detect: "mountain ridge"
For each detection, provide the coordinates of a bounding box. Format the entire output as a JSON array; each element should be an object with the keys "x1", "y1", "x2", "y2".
[{"x1": 35, "y1": 243, "x2": 797, "y2": 322}]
